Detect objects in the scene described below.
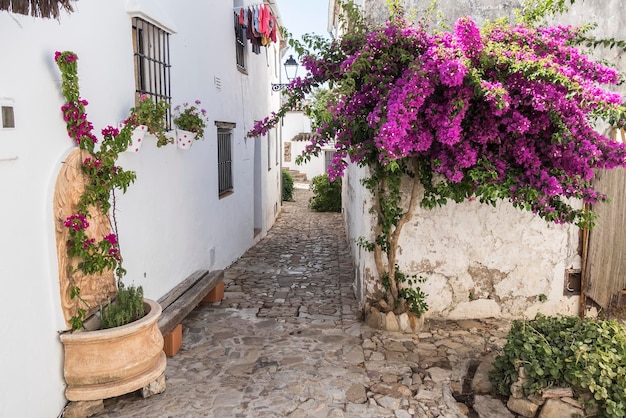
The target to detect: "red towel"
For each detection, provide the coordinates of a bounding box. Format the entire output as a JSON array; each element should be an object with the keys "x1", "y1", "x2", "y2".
[
  {"x1": 238, "y1": 7, "x2": 245, "y2": 26},
  {"x1": 259, "y1": 4, "x2": 270, "y2": 37}
]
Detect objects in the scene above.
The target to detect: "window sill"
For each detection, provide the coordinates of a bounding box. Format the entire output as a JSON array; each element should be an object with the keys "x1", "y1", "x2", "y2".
[{"x1": 219, "y1": 190, "x2": 234, "y2": 200}]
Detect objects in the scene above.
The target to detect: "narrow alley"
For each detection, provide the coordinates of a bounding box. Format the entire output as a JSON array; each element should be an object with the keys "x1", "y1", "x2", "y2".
[{"x1": 95, "y1": 186, "x2": 510, "y2": 418}]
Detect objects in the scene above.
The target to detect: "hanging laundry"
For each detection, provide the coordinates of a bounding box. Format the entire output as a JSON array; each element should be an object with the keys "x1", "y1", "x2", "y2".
[
  {"x1": 253, "y1": 5, "x2": 260, "y2": 37},
  {"x1": 260, "y1": 4, "x2": 271, "y2": 38},
  {"x1": 269, "y1": 14, "x2": 277, "y2": 43},
  {"x1": 238, "y1": 7, "x2": 246, "y2": 26},
  {"x1": 239, "y1": 3, "x2": 278, "y2": 51},
  {"x1": 246, "y1": 6, "x2": 262, "y2": 53}
]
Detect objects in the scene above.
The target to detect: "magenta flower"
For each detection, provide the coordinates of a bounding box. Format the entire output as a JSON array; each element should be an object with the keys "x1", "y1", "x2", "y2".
[
  {"x1": 101, "y1": 126, "x2": 119, "y2": 137},
  {"x1": 103, "y1": 234, "x2": 118, "y2": 246},
  {"x1": 64, "y1": 214, "x2": 89, "y2": 231},
  {"x1": 246, "y1": 14, "x2": 626, "y2": 226},
  {"x1": 454, "y1": 16, "x2": 482, "y2": 60}
]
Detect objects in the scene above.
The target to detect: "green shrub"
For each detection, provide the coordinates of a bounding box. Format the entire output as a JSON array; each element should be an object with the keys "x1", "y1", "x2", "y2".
[
  {"x1": 490, "y1": 314, "x2": 626, "y2": 417},
  {"x1": 282, "y1": 170, "x2": 294, "y2": 201},
  {"x1": 382, "y1": 267, "x2": 428, "y2": 317},
  {"x1": 309, "y1": 174, "x2": 341, "y2": 212},
  {"x1": 100, "y1": 284, "x2": 145, "y2": 329}
]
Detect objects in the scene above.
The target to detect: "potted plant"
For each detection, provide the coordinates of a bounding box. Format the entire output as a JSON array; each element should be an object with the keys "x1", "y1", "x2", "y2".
[
  {"x1": 129, "y1": 94, "x2": 171, "y2": 148},
  {"x1": 54, "y1": 50, "x2": 166, "y2": 402},
  {"x1": 172, "y1": 100, "x2": 209, "y2": 149}
]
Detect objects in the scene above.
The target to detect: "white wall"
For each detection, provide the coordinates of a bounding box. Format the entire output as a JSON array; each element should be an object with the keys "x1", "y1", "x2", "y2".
[
  {"x1": 0, "y1": 0, "x2": 283, "y2": 416},
  {"x1": 281, "y1": 110, "x2": 334, "y2": 181},
  {"x1": 287, "y1": 139, "x2": 330, "y2": 181}
]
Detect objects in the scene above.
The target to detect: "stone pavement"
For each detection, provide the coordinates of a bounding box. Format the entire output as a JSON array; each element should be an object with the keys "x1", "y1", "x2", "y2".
[{"x1": 95, "y1": 186, "x2": 513, "y2": 418}]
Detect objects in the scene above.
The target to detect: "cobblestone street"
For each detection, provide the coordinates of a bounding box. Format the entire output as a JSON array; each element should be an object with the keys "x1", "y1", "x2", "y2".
[{"x1": 95, "y1": 186, "x2": 511, "y2": 418}]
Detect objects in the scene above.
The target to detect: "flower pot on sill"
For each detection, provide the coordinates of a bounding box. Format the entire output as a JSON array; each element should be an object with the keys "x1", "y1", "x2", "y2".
[
  {"x1": 176, "y1": 129, "x2": 195, "y2": 150},
  {"x1": 119, "y1": 123, "x2": 147, "y2": 153},
  {"x1": 59, "y1": 298, "x2": 166, "y2": 401}
]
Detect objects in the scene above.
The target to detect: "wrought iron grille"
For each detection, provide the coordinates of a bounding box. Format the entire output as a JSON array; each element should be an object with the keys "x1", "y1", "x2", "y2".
[
  {"x1": 132, "y1": 17, "x2": 172, "y2": 127},
  {"x1": 218, "y1": 129, "x2": 234, "y2": 195},
  {"x1": 234, "y1": 12, "x2": 246, "y2": 71}
]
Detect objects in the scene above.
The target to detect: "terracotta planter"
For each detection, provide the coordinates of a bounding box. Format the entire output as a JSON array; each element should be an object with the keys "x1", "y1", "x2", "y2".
[
  {"x1": 175, "y1": 129, "x2": 195, "y2": 149},
  {"x1": 60, "y1": 299, "x2": 166, "y2": 401}
]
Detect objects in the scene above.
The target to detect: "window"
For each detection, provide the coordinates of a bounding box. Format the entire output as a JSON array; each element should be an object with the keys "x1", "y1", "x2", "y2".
[
  {"x1": 325, "y1": 151, "x2": 336, "y2": 173},
  {"x1": 132, "y1": 17, "x2": 172, "y2": 127},
  {"x1": 1, "y1": 106, "x2": 15, "y2": 128},
  {"x1": 267, "y1": 130, "x2": 272, "y2": 170},
  {"x1": 234, "y1": 12, "x2": 247, "y2": 72},
  {"x1": 275, "y1": 127, "x2": 279, "y2": 166},
  {"x1": 217, "y1": 127, "x2": 234, "y2": 196}
]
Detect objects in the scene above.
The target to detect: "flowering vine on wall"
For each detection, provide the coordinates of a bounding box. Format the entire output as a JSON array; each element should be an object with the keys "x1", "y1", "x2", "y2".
[{"x1": 55, "y1": 50, "x2": 169, "y2": 330}]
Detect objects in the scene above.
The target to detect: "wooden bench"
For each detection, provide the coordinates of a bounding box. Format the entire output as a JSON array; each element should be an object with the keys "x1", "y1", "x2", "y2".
[{"x1": 157, "y1": 269, "x2": 224, "y2": 356}]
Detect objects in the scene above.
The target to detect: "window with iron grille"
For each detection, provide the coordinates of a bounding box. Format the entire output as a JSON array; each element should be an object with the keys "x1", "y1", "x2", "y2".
[
  {"x1": 234, "y1": 12, "x2": 247, "y2": 72},
  {"x1": 218, "y1": 128, "x2": 234, "y2": 195},
  {"x1": 132, "y1": 17, "x2": 172, "y2": 127}
]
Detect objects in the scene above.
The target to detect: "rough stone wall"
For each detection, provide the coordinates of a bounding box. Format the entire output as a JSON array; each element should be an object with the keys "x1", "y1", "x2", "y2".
[
  {"x1": 392, "y1": 186, "x2": 581, "y2": 319},
  {"x1": 549, "y1": 0, "x2": 626, "y2": 98},
  {"x1": 361, "y1": 0, "x2": 521, "y2": 26},
  {"x1": 362, "y1": 0, "x2": 625, "y2": 99},
  {"x1": 345, "y1": 166, "x2": 582, "y2": 320}
]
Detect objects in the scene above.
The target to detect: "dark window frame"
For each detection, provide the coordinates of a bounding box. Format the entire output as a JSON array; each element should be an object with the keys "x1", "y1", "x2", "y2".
[
  {"x1": 217, "y1": 127, "x2": 234, "y2": 196},
  {"x1": 132, "y1": 17, "x2": 172, "y2": 127},
  {"x1": 275, "y1": 127, "x2": 279, "y2": 166},
  {"x1": 234, "y1": 12, "x2": 247, "y2": 72},
  {"x1": 267, "y1": 130, "x2": 272, "y2": 171}
]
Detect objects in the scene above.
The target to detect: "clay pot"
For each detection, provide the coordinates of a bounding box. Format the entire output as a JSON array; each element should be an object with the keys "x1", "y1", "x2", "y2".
[{"x1": 60, "y1": 298, "x2": 166, "y2": 401}]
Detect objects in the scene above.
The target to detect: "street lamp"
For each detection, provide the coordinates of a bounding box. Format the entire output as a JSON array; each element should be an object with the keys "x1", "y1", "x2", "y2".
[{"x1": 271, "y1": 55, "x2": 299, "y2": 91}]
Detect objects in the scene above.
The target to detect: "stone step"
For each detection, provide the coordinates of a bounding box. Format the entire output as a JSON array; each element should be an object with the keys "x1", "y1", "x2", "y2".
[{"x1": 284, "y1": 169, "x2": 307, "y2": 182}]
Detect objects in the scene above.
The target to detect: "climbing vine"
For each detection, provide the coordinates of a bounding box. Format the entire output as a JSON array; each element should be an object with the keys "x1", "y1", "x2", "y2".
[{"x1": 56, "y1": 51, "x2": 169, "y2": 330}]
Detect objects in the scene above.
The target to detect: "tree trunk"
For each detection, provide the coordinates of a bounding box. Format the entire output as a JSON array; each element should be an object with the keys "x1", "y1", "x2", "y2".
[
  {"x1": 373, "y1": 161, "x2": 422, "y2": 313},
  {"x1": 372, "y1": 174, "x2": 395, "y2": 305}
]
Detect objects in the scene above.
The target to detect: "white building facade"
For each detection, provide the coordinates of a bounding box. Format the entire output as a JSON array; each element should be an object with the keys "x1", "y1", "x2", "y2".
[
  {"x1": 281, "y1": 110, "x2": 337, "y2": 181},
  {"x1": 0, "y1": 0, "x2": 286, "y2": 416}
]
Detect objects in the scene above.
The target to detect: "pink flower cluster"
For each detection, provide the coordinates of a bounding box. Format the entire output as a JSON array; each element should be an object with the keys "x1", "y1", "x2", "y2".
[
  {"x1": 83, "y1": 157, "x2": 102, "y2": 169},
  {"x1": 103, "y1": 234, "x2": 120, "y2": 258},
  {"x1": 64, "y1": 214, "x2": 89, "y2": 231},
  {"x1": 61, "y1": 100, "x2": 98, "y2": 146},
  {"x1": 54, "y1": 51, "x2": 77, "y2": 64},
  {"x1": 250, "y1": 15, "x2": 626, "y2": 225}
]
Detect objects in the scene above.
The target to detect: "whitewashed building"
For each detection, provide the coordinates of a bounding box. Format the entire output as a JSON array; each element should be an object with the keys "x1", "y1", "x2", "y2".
[
  {"x1": 281, "y1": 110, "x2": 337, "y2": 181},
  {"x1": 0, "y1": 0, "x2": 287, "y2": 416}
]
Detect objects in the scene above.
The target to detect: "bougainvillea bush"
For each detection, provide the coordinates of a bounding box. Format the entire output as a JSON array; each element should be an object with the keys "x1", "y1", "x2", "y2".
[{"x1": 250, "y1": 1, "x2": 626, "y2": 314}]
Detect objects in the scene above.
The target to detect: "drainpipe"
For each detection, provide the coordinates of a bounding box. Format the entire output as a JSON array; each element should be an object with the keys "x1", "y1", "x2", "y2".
[{"x1": 579, "y1": 203, "x2": 590, "y2": 319}]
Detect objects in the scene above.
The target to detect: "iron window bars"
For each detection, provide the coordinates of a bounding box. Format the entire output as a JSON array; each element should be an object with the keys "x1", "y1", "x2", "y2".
[{"x1": 132, "y1": 17, "x2": 172, "y2": 128}]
